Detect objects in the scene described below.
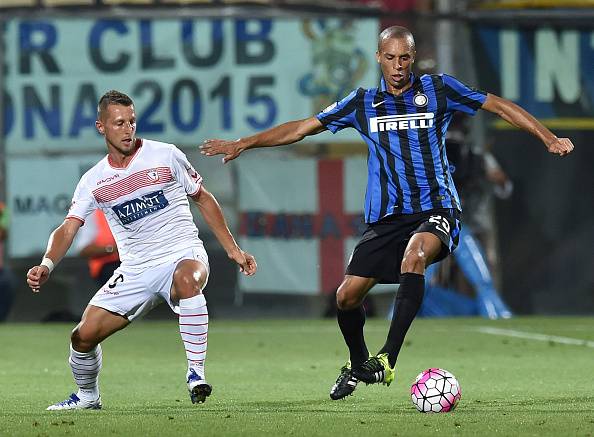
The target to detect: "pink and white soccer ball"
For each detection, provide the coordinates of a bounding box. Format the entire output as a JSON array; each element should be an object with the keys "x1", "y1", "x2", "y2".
[{"x1": 410, "y1": 368, "x2": 461, "y2": 413}]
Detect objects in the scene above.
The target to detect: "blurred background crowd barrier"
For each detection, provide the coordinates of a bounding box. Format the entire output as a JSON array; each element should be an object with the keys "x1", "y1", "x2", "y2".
[{"x1": 0, "y1": 0, "x2": 592, "y2": 321}]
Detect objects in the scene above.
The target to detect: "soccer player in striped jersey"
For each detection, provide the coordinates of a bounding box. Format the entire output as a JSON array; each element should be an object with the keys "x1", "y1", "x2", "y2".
[
  {"x1": 200, "y1": 26, "x2": 574, "y2": 400},
  {"x1": 26, "y1": 90, "x2": 257, "y2": 410}
]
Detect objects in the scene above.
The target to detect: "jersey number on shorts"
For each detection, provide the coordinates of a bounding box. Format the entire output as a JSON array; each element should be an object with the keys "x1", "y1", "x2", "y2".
[
  {"x1": 429, "y1": 215, "x2": 450, "y2": 235},
  {"x1": 108, "y1": 273, "x2": 124, "y2": 289}
]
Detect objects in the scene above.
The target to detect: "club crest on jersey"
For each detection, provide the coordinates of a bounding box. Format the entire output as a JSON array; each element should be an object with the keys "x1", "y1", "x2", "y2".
[
  {"x1": 413, "y1": 93, "x2": 428, "y2": 107},
  {"x1": 112, "y1": 190, "x2": 169, "y2": 225},
  {"x1": 147, "y1": 170, "x2": 159, "y2": 182},
  {"x1": 369, "y1": 113, "x2": 434, "y2": 133}
]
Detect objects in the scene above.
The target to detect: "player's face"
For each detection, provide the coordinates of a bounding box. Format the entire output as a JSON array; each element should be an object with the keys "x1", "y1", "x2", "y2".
[
  {"x1": 96, "y1": 104, "x2": 137, "y2": 155},
  {"x1": 376, "y1": 36, "x2": 415, "y2": 93}
]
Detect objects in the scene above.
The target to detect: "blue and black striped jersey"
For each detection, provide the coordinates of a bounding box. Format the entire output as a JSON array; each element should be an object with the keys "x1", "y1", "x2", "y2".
[{"x1": 315, "y1": 73, "x2": 487, "y2": 223}]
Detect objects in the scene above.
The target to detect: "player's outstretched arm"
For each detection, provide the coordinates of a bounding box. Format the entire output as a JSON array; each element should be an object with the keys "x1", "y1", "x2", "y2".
[
  {"x1": 26, "y1": 218, "x2": 82, "y2": 292},
  {"x1": 481, "y1": 93, "x2": 574, "y2": 157},
  {"x1": 200, "y1": 116, "x2": 326, "y2": 163},
  {"x1": 191, "y1": 186, "x2": 257, "y2": 276}
]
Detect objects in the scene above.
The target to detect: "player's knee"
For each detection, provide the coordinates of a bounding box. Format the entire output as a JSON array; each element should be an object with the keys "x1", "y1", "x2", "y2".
[
  {"x1": 172, "y1": 264, "x2": 206, "y2": 300},
  {"x1": 172, "y1": 260, "x2": 208, "y2": 300},
  {"x1": 71, "y1": 325, "x2": 98, "y2": 352},
  {"x1": 336, "y1": 287, "x2": 361, "y2": 310},
  {"x1": 401, "y1": 248, "x2": 427, "y2": 274}
]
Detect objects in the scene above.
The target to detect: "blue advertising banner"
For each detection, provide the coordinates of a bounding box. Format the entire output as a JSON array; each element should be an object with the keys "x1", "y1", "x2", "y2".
[
  {"x1": 472, "y1": 26, "x2": 594, "y2": 129},
  {"x1": 3, "y1": 18, "x2": 379, "y2": 257},
  {"x1": 3, "y1": 18, "x2": 379, "y2": 152}
]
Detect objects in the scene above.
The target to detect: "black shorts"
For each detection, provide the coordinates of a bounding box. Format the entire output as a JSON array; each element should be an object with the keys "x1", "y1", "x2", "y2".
[{"x1": 346, "y1": 208, "x2": 461, "y2": 284}]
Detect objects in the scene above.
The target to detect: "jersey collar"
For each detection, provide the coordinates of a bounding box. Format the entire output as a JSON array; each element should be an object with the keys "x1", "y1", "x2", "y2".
[
  {"x1": 380, "y1": 73, "x2": 416, "y2": 95},
  {"x1": 107, "y1": 138, "x2": 143, "y2": 170}
]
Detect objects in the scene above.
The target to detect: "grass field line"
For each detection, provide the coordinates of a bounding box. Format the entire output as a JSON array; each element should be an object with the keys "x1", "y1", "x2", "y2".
[{"x1": 477, "y1": 326, "x2": 594, "y2": 348}]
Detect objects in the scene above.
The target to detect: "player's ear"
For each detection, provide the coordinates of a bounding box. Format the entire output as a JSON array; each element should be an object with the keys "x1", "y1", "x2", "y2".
[
  {"x1": 96, "y1": 120, "x2": 105, "y2": 135},
  {"x1": 375, "y1": 51, "x2": 380, "y2": 64}
]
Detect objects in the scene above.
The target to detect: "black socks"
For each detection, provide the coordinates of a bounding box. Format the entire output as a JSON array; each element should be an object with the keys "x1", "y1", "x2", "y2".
[
  {"x1": 380, "y1": 272, "x2": 425, "y2": 367},
  {"x1": 337, "y1": 305, "x2": 369, "y2": 368}
]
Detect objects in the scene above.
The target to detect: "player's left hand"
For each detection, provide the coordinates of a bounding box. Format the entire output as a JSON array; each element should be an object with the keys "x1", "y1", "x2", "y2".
[
  {"x1": 546, "y1": 137, "x2": 574, "y2": 156},
  {"x1": 228, "y1": 248, "x2": 257, "y2": 276},
  {"x1": 200, "y1": 139, "x2": 244, "y2": 163}
]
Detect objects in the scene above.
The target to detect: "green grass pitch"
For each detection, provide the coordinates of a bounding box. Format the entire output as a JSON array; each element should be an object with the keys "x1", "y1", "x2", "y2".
[{"x1": 1, "y1": 317, "x2": 593, "y2": 436}]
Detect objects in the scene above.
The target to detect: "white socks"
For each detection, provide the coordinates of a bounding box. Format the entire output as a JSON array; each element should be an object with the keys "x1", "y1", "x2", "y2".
[
  {"x1": 66, "y1": 294, "x2": 207, "y2": 403},
  {"x1": 179, "y1": 294, "x2": 209, "y2": 379},
  {"x1": 69, "y1": 343, "x2": 102, "y2": 402}
]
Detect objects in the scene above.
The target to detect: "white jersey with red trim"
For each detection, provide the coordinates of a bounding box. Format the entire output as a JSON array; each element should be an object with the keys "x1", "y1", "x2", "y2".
[{"x1": 67, "y1": 139, "x2": 204, "y2": 269}]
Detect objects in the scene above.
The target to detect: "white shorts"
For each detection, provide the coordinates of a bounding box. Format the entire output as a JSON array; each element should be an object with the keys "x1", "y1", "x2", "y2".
[{"x1": 89, "y1": 246, "x2": 209, "y2": 321}]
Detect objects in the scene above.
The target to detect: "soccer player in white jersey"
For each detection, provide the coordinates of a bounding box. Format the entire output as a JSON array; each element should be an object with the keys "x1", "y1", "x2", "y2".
[{"x1": 26, "y1": 90, "x2": 257, "y2": 410}]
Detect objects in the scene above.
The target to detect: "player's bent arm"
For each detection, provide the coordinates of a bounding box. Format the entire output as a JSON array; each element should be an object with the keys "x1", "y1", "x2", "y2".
[
  {"x1": 481, "y1": 93, "x2": 574, "y2": 156},
  {"x1": 43, "y1": 218, "x2": 82, "y2": 265},
  {"x1": 190, "y1": 187, "x2": 257, "y2": 275},
  {"x1": 481, "y1": 94, "x2": 555, "y2": 144},
  {"x1": 43, "y1": 218, "x2": 83, "y2": 267},
  {"x1": 27, "y1": 218, "x2": 82, "y2": 292},
  {"x1": 191, "y1": 187, "x2": 240, "y2": 255}
]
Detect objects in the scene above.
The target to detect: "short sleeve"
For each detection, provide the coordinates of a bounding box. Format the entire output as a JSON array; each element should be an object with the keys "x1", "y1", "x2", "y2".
[
  {"x1": 67, "y1": 178, "x2": 98, "y2": 224},
  {"x1": 442, "y1": 74, "x2": 487, "y2": 115},
  {"x1": 170, "y1": 146, "x2": 203, "y2": 196},
  {"x1": 315, "y1": 88, "x2": 361, "y2": 133}
]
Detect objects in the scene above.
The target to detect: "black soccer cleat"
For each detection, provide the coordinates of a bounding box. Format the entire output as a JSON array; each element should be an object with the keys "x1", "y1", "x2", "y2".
[
  {"x1": 330, "y1": 363, "x2": 359, "y2": 400},
  {"x1": 187, "y1": 368, "x2": 212, "y2": 404},
  {"x1": 190, "y1": 383, "x2": 212, "y2": 404},
  {"x1": 351, "y1": 353, "x2": 395, "y2": 386}
]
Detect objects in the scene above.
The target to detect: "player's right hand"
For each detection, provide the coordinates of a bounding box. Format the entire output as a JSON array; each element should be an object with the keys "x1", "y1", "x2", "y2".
[
  {"x1": 26, "y1": 265, "x2": 50, "y2": 293},
  {"x1": 200, "y1": 139, "x2": 243, "y2": 163}
]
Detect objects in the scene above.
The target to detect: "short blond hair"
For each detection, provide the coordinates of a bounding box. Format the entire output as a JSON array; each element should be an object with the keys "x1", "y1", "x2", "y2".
[{"x1": 97, "y1": 90, "x2": 133, "y2": 120}]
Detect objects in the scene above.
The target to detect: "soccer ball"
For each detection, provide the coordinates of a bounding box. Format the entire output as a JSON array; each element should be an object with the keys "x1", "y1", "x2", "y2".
[{"x1": 410, "y1": 368, "x2": 461, "y2": 413}]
